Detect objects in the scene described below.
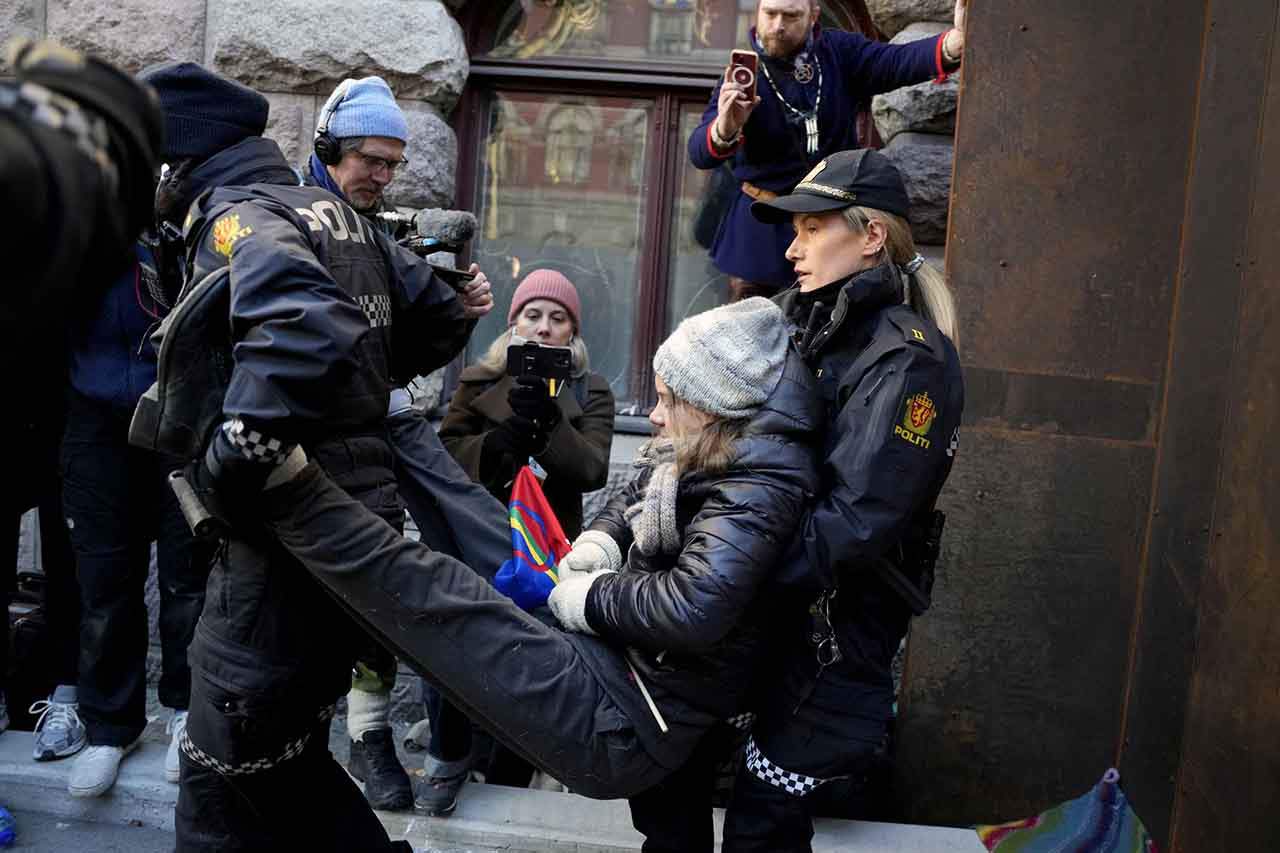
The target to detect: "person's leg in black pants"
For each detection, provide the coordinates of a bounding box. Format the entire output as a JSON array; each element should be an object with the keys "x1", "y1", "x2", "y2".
[
  {"x1": 153, "y1": 450, "x2": 210, "y2": 714},
  {"x1": 176, "y1": 715, "x2": 412, "y2": 852},
  {"x1": 628, "y1": 724, "x2": 737, "y2": 853},
  {"x1": 38, "y1": 470, "x2": 81, "y2": 692},
  {"x1": 721, "y1": 761, "x2": 816, "y2": 853},
  {"x1": 417, "y1": 684, "x2": 474, "y2": 815},
  {"x1": 29, "y1": 418, "x2": 87, "y2": 761},
  {"x1": 62, "y1": 392, "x2": 151, "y2": 751}
]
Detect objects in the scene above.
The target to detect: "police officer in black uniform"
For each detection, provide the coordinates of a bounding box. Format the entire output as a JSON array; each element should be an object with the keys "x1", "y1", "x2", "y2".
[
  {"x1": 129, "y1": 62, "x2": 492, "y2": 852},
  {"x1": 722, "y1": 149, "x2": 965, "y2": 853}
]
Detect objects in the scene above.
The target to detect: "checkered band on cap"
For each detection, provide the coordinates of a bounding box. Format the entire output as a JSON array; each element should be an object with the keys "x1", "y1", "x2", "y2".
[
  {"x1": 223, "y1": 418, "x2": 292, "y2": 465},
  {"x1": 180, "y1": 705, "x2": 335, "y2": 776},
  {"x1": 356, "y1": 293, "x2": 392, "y2": 329},
  {"x1": 725, "y1": 712, "x2": 757, "y2": 732},
  {"x1": 745, "y1": 736, "x2": 829, "y2": 798}
]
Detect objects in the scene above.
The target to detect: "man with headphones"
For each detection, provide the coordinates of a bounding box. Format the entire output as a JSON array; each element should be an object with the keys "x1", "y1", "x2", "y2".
[
  {"x1": 309, "y1": 77, "x2": 409, "y2": 221},
  {"x1": 307, "y1": 76, "x2": 464, "y2": 813}
]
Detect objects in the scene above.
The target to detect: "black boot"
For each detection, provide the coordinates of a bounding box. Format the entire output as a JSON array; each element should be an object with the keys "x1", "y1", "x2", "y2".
[{"x1": 348, "y1": 729, "x2": 413, "y2": 811}]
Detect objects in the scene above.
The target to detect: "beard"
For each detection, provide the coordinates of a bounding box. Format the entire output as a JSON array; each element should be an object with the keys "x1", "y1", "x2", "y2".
[{"x1": 760, "y1": 30, "x2": 806, "y2": 58}]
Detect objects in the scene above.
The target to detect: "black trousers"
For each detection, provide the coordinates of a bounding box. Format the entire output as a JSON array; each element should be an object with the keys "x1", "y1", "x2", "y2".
[
  {"x1": 722, "y1": 764, "x2": 818, "y2": 853},
  {"x1": 264, "y1": 462, "x2": 676, "y2": 800},
  {"x1": 391, "y1": 407, "x2": 536, "y2": 787},
  {"x1": 629, "y1": 723, "x2": 743, "y2": 853},
  {"x1": 2, "y1": 407, "x2": 79, "y2": 699},
  {"x1": 61, "y1": 390, "x2": 211, "y2": 745},
  {"x1": 423, "y1": 685, "x2": 536, "y2": 787},
  {"x1": 175, "y1": 714, "x2": 412, "y2": 852}
]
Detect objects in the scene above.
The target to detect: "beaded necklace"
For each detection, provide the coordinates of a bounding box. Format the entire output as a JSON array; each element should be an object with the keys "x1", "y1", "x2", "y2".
[{"x1": 756, "y1": 52, "x2": 824, "y2": 157}]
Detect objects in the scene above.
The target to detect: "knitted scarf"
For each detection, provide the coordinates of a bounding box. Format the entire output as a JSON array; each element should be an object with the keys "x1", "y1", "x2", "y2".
[{"x1": 624, "y1": 439, "x2": 681, "y2": 556}]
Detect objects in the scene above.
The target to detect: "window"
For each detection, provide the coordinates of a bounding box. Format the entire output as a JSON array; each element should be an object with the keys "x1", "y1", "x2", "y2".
[
  {"x1": 650, "y1": 5, "x2": 695, "y2": 57},
  {"x1": 544, "y1": 104, "x2": 598, "y2": 184},
  {"x1": 456, "y1": 0, "x2": 878, "y2": 411}
]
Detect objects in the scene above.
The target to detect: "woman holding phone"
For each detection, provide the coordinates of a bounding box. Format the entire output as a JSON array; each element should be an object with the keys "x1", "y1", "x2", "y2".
[{"x1": 419, "y1": 270, "x2": 615, "y2": 812}]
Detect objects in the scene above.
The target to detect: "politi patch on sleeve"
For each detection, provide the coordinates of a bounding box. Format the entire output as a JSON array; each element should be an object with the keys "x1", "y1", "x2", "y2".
[
  {"x1": 894, "y1": 390, "x2": 937, "y2": 450},
  {"x1": 212, "y1": 213, "x2": 253, "y2": 258}
]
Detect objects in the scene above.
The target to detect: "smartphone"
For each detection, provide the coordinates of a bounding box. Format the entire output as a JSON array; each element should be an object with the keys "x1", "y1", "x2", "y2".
[
  {"x1": 506, "y1": 341, "x2": 572, "y2": 383},
  {"x1": 428, "y1": 262, "x2": 477, "y2": 293},
  {"x1": 729, "y1": 49, "x2": 758, "y2": 100}
]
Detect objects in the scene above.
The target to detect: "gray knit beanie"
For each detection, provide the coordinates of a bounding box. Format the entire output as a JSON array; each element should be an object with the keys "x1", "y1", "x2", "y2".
[{"x1": 653, "y1": 297, "x2": 788, "y2": 419}]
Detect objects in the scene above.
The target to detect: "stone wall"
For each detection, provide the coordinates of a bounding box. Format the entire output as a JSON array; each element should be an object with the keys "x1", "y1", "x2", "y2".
[
  {"x1": 3, "y1": 0, "x2": 467, "y2": 209},
  {"x1": 867, "y1": 14, "x2": 961, "y2": 248}
]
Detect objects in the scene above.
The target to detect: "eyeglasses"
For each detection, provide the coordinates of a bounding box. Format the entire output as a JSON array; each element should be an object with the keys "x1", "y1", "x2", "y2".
[{"x1": 352, "y1": 149, "x2": 409, "y2": 176}]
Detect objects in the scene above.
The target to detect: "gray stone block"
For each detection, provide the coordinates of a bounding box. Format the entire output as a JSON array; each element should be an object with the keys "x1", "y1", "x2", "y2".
[
  {"x1": 47, "y1": 0, "x2": 205, "y2": 73},
  {"x1": 873, "y1": 75, "x2": 959, "y2": 144},
  {"x1": 0, "y1": 0, "x2": 44, "y2": 71},
  {"x1": 384, "y1": 101, "x2": 458, "y2": 209},
  {"x1": 866, "y1": 0, "x2": 954, "y2": 39},
  {"x1": 882, "y1": 133, "x2": 954, "y2": 245},
  {"x1": 872, "y1": 23, "x2": 958, "y2": 143},
  {"x1": 264, "y1": 92, "x2": 318, "y2": 169},
  {"x1": 207, "y1": 0, "x2": 468, "y2": 111}
]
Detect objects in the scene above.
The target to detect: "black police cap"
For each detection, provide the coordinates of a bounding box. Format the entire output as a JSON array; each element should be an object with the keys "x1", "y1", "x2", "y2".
[{"x1": 751, "y1": 149, "x2": 910, "y2": 224}]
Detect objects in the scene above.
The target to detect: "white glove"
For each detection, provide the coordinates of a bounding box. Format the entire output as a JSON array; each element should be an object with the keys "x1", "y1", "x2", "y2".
[
  {"x1": 558, "y1": 529, "x2": 623, "y2": 575},
  {"x1": 549, "y1": 570, "x2": 615, "y2": 634}
]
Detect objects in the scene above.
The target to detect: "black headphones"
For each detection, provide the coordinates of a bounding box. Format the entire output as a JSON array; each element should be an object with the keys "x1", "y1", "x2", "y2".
[{"x1": 313, "y1": 80, "x2": 354, "y2": 166}]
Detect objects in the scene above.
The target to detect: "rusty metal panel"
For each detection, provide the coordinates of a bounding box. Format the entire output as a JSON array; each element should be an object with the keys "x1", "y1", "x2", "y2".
[
  {"x1": 964, "y1": 367, "x2": 1156, "y2": 442},
  {"x1": 945, "y1": 2, "x2": 1204, "y2": 384},
  {"x1": 1170, "y1": 12, "x2": 1280, "y2": 848},
  {"x1": 898, "y1": 0, "x2": 1211, "y2": 830},
  {"x1": 896, "y1": 430, "x2": 1153, "y2": 823},
  {"x1": 1116, "y1": 1, "x2": 1278, "y2": 844}
]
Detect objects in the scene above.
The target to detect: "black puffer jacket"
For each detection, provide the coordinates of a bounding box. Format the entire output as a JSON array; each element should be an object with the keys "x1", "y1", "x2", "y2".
[{"x1": 582, "y1": 349, "x2": 821, "y2": 729}]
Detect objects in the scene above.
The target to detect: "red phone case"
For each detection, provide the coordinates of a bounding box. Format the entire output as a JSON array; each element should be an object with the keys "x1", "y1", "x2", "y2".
[{"x1": 729, "y1": 50, "x2": 758, "y2": 98}]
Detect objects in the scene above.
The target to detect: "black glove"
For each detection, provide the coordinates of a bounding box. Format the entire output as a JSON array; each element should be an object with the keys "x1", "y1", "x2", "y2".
[
  {"x1": 507, "y1": 376, "x2": 562, "y2": 433},
  {"x1": 186, "y1": 426, "x2": 279, "y2": 533},
  {"x1": 485, "y1": 415, "x2": 544, "y2": 458}
]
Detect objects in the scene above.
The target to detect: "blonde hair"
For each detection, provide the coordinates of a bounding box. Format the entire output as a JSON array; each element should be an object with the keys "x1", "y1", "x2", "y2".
[
  {"x1": 842, "y1": 207, "x2": 960, "y2": 349},
  {"x1": 665, "y1": 397, "x2": 748, "y2": 476},
  {"x1": 471, "y1": 327, "x2": 591, "y2": 380}
]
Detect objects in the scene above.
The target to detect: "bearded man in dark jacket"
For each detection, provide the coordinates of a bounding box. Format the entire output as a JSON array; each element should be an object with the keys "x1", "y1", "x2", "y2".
[{"x1": 130, "y1": 62, "x2": 493, "y2": 852}]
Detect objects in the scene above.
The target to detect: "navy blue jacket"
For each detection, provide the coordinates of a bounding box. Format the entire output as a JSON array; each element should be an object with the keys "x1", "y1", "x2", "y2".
[
  {"x1": 689, "y1": 29, "x2": 946, "y2": 288},
  {"x1": 756, "y1": 264, "x2": 964, "y2": 776},
  {"x1": 68, "y1": 243, "x2": 162, "y2": 412}
]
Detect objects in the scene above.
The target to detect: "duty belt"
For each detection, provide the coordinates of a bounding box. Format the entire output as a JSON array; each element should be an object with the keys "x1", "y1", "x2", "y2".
[{"x1": 180, "y1": 704, "x2": 336, "y2": 776}]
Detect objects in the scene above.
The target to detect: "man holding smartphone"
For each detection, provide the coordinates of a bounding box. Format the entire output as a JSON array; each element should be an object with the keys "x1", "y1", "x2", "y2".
[{"x1": 689, "y1": 0, "x2": 966, "y2": 300}]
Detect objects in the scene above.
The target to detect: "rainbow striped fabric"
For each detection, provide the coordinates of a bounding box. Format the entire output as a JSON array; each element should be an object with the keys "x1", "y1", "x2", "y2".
[
  {"x1": 976, "y1": 769, "x2": 1158, "y2": 853},
  {"x1": 492, "y1": 465, "x2": 571, "y2": 611}
]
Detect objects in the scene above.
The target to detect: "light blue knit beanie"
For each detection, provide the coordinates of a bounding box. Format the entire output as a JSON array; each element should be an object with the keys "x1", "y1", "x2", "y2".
[
  {"x1": 653, "y1": 297, "x2": 788, "y2": 419},
  {"x1": 320, "y1": 76, "x2": 408, "y2": 142}
]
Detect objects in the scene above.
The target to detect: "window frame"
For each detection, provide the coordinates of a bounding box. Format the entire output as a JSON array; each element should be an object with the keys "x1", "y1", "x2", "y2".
[{"x1": 451, "y1": 0, "x2": 881, "y2": 410}]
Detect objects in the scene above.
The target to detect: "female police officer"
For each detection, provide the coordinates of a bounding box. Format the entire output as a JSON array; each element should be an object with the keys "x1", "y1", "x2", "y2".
[{"x1": 721, "y1": 148, "x2": 965, "y2": 853}]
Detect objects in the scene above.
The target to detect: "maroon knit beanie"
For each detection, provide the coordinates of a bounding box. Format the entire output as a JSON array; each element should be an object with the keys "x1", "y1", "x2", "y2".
[{"x1": 507, "y1": 269, "x2": 582, "y2": 332}]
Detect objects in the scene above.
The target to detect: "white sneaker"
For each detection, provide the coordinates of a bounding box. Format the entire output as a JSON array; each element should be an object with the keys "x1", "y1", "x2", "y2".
[
  {"x1": 30, "y1": 685, "x2": 87, "y2": 761},
  {"x1": 68, "y1": 741, "x2": 139, "y2": 798},
  {"x1": 165, "y1": 710, "x2": 188, "y2": 783}
]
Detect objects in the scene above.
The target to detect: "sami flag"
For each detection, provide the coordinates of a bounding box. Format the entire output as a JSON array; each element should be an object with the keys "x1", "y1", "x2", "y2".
[{"x1": 492, "y1": 465, "x2": 572, "y2": 611}]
